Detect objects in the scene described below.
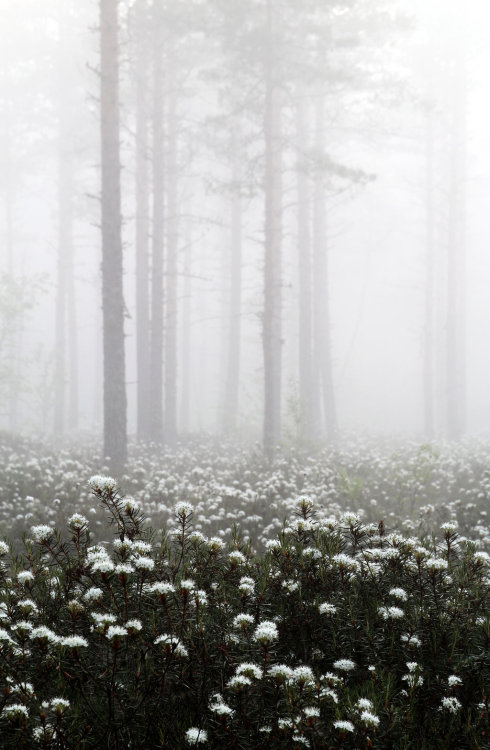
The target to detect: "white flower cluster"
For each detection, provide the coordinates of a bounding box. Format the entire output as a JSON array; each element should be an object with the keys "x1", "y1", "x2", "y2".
[
  {"x1": 88, "y1": 475, "x2": 117, "y2": 492},
  {"x1": 185, "y1": 727, "x2": 207, "y2": 744},
  {"x1": 448, "y1": 674, "x2": 462, "y2": 687},
  {"x1": 50, "y1": 697, "x2": 70, "y2": 712},
  {"x1": 31, "y1": 524, "x2": 54, "y2": 543},
  {"x1": 440, "y1": 696, "x2": 462, "y2": 713},
  {"x1": 233, "y1": 613, "x2": 254, "y2": 629},
  {"x1": 360, "y1": 710, "x2": 380, "y2": 727},
  {"x1": 83, "y1": 587, "x2": 103, "y2": 603},
  {"x1": 229, "y1": 550, "x2": 246, "y2": 565},
  {"x1": 17, "y1": 570, "x2": 35, "y2": 584},
  {"x1": 332, "y1": 553, "x2": 360, "y2": 573},
  {"x1": 238, "y1": 576, "x2": 255, "y2": 595},
  {"x1": 2, "y1": 703, "x2": 29, "y2": 719},
  {"x1": 227, "y1": 674, "x2": 252, "y2": 690},
  {"x1": 106, "y1": 625, "x2": 128, "y2": 640},
  {"x1": 253, "y1": 620, "x2": 278, "y2": 644},
  {"x1": 389, "y1": 587, "x2": 408, "y2": 601},
  {"x1": 175, "y1": 501, "x2": 193, "y2": 517},
  {"x1": 402, "y1": 662, "x2": 424, "y2": 687},
  {"x1": 68, "y1": 513, "x2": 89, "y2": 530},
  {"x1": 149, "y1": 581, "x2": 175, "y2": 596},
  {"x1": 61, "y1": 635, "x2": 88, "y2": 648},
  {"x1": 441, "y1": 521, "x2": 458, "y2": 535},
  {"x1": 268, "y1": 664, "x2": 294, "y2": 681},
  {"x1": 425, "y1": 557, "x2": 448, "y2": 573},
  {"x1": 334, "y1": 719, "x2": 354, "y2": 732},
  {"x1": 236, "y1": 662, "x2": 262, "y2": 680},
  {"x1": 333, "y1": 658, "x2": 355, "y2": 672},
  {"x1": 154, "y1": 633, "x2": 188, "y2": 657},
  {"x1": 209, "y1": 693, "x2": 234, "y2": 717},
  {"x1": 290, "y1": 665, "x2": 315, "y2": 686},
  {"x1": 378, "y1": 606, "x2": 404, "y2": 620},
  {"x1": 87, "y1": 545, "x2": 114, "y2": 574}
]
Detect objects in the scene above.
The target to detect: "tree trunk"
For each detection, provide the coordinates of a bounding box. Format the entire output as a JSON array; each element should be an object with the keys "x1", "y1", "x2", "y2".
[
  {"x1": 180, "y1": 218, "x2": 192, "y2": 433},
  {"x1": 296, "y1": 93, "x2": 315, "y2": 441},
  {"x1": 263, "y1": 0, "x2": 283, "y2": 458},
  {"x1": 134, "y1": 0, "x2": 151, "y2": 441},
  {"x1": 54, "y1": 5, "x2": 73, "y2": 436},
  {"x1": 313, "y1": 92, "x2": 337, "y2": 441},
  {"x1": 149, "y1": 0, "x2": 164, "y2": 443},
  {"x1": 164, "y1": 83, "x2": 178, "y2": 446},
  {"x1": 446, "y1": 49, "x2": 467, "y2": 440},
  {"x1": 4, "y1": 124, "x2": 13, "y2": 276},
  {"x1": 424, "y1": 100, "x2": 435, "y2": 439},
  {"x1": 66, "y1": 247, "x2": 79, "y2": 430},
  {"x1": 100, "y1": 0, "x2": 127, "y2": 473},
  {"x1": 222, "y1": 129, "x2": 242, "y2": 434},
  {"x1": 4, "y1": 106, "x2": 18, "y2": 430}
]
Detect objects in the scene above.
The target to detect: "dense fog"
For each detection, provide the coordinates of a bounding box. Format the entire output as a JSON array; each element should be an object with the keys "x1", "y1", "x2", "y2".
[{"x1": 1, "y1": 0, "x2": 490, "y2": 461}]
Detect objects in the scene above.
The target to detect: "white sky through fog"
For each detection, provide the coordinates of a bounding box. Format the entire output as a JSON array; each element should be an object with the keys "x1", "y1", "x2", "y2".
[{"x1": 2, "y1": 0, "x2": 490, "y2": 437}]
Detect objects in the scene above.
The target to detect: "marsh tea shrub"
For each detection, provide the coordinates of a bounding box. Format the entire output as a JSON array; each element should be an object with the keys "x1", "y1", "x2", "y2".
[{"x1": 0, "y1": 480, "x2": 488, "y2": 748}]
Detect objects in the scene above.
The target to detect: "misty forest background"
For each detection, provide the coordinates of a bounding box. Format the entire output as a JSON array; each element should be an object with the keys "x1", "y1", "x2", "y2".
[
  {"x1": 0, "y1": 0, "x2": 487, "y2": 469},
  {"x1": 1, "y1": 2, "x2": 490, "y2": 747}
]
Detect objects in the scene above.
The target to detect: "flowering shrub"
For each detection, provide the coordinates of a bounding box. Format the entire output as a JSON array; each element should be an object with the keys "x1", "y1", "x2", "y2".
[
  {"x1": 0, "y1": 480, "x2": 487, "y2": 748},
  {"x1": 0, "y1": 436, "x2": 489, "y2": 555}
]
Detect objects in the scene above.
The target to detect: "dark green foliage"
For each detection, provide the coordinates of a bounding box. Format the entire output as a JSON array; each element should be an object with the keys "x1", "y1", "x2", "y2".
[{"x1": 0, "y1": 480, "x2": 488, "y2": 749}]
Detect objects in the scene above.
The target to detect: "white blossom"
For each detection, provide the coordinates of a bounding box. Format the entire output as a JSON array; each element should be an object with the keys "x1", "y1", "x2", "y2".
[
  {"x1": 51, "y1": 698, "x2": 70, "y2": 712},
  {"x1": 149, "y1": 581, "x2": 175, "y2": 596},
  {"x1": 133, "y1": 556, "x2": 155, "y2": 571},
  {"x1": 185, "y1": 727, "x2": 207, "y2": 744},
  {"x1": 2, "y1": 704, "x2": 29, "y2": 719},
  {"x1": 60, "y1": 635, "x2": 88, "y2": 648},
  {"x1": 89, "y1": 476, "x2": 117, "y2": 492},
  {"x1": 378, "y1": 606, "x2": 404, "y2": 620},
  {"x1": 253, "y1": 620, "x2": 278, "y2": 644},
  {"x1": 319, "y1": 602, "x2": 336, "y2": 615},
  {"x1": 236, "y1": 662, "x2": 262, "y2": 680},
  {"x1": 361, "y1": 710, "x2": 380, "y2": 727},
  {"x1": 333, "y1": 658, "x2": 355, "y2": 672},
  {"x1": 175, "y1": 501, "x2": 194, "y2": 517},
  {"x1": 17, "y1": 571, "x2": 35, "y2": 584},
  {"x1": 389, "y1": 587, "x2": 408, "y2": 601},
  {"x1": 334, "y1": 720, "x2": 354, "y2": 732},
  {"x1": 31, "y1": 525, "x2": 54, "y2": 543},
  {"x1": 106, "y1": 625, "x2": 128, "y2": 640},
  {"x1": 441, "y1": 696, "x2": 462, "y2": 713},
  {"x1": 68, "y1": 513, "x2": 88, "y2": 530},
  {"x1": 448, "y1": 675, "x2": 462, "y2": 687},
  {"x1": 83, "y1": 587, "x2": 103, "y2": 603}
]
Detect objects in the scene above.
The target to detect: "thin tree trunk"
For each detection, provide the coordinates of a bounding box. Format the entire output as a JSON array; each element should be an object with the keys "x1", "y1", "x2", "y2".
[
  {"x1": 66, "y1": 249, "x2": 79, "y2": 429},
  {"x1": 296, "y1": 93, "x2": 315, "y2": 441},
  {"x1": 313, "y1": 92, "x2": 337, "y2": 441},
  {"x1": 149, "y1": 0, "x2": 164, "y2": 443},
  {"x1": 164, "y1": 83, "x2": 178, "y2": 446},
  {"x1": 446, "y1": 48, "x2": 467, "y2": 440},
  {"x1": 180, "y1": 218, "x2": 192, "y2": 433},
  {"x1": 54, "y1": 6, "x2": 73, "y2": 436},
  {"x1": 424, "y1": 101, "x2": 435, "y2": 439},
  {"x1": 53, "y1": 165, "x2": 69, "y2": 435},
  {"x1": 222, "y1": 129, "x2": 242, "y2": 434},
  {"x1": 100, "y1": 0, "x2": 127, "y2": 472},
  {"x1": 134, "y1": 0, "x2": 151, "y2": 441},
  {"x1": 4, "y1": 133, "x2": 13, "y2": 276},
  {"x1": 4, "y1": 112, "x2": 17, "y2": 430},
  {"x1": 263, "y1": 0, "x2": 283, "y2": 458}
]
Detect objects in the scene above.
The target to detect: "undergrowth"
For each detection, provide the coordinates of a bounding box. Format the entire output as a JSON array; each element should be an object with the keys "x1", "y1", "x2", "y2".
[{"x1": 0, "y1": 478, "x2": 488, "y2": 748}]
